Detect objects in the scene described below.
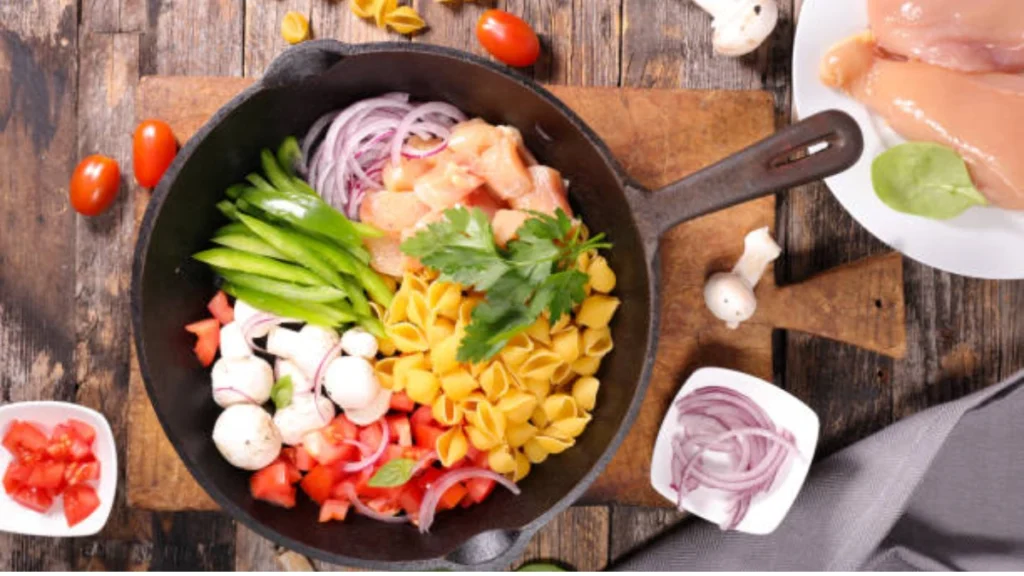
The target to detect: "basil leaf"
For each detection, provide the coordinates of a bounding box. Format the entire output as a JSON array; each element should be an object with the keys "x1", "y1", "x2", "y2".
[
  {"x1": 270, "y1": 375, "x2": 293, "y2": 411},
  {"x1": 368, "y1": 458, "x2": 417, "y2": 488},
  {"x1": 872, "y1": 142, "x2": 988, "y2": 220}
]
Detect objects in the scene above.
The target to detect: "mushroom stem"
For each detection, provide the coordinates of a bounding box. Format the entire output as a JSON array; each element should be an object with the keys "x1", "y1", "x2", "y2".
[{"x1": 732, "y1": 226, "x2": 782, "y2": 288}]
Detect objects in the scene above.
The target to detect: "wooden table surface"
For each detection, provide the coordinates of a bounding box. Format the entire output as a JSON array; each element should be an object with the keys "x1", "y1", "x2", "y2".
[{"x1": 1, "y1": 0, "x2": 1021, "y2": 570}]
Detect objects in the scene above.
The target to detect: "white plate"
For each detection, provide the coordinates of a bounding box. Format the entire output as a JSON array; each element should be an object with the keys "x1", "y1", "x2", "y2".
[
  {"x1": 793, "y1": 0, "x2": 1024, "y2": 280},
  {"x1": 650, "y1": 368, "x2": 819, "y2": 535},
  {"x1": 0, "y1": 402, "x2": 117, "y2": 536}
]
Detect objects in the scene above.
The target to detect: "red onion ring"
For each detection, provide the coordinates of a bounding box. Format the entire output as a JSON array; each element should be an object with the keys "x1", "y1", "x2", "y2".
[
  {"x1": 311, "y1": 340, "x2": 344, "y2": 398},
  {"x1": 212, "y1": 386, "x2": 259, "y2": 404},
  {"x1": 342, "y1": 439, "x2": 371, "y2": 454},
  {"x1": 341, "y1": 420, "x2": 389, "y2": 473},
  {"x1": 341, "y1": 484, "x2": 408, "y2": 524},
  {"x1": 241, "y1": 314, "x2": 290, "y2": 353},
  {"x1": 418, "y1": 468, "x2": 520, "y2": 533},
  {"x1": 670, "y1": 386, "x2": 802, "y2": 530},
  {"x1": 413, "y1": 450, "x2": 438, "y2": 474}
]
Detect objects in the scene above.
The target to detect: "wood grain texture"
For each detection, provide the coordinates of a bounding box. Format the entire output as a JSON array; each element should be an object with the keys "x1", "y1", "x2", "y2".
[
  {"x1": 0, "y1": 0, "x2": 79, "y2": 569},
  {"x1": 514, "y1": 506, "x2": 611, "y2": 571},
  {"x1": 608, "y1": 504, "x2": 685, "y2": 561},
  {"x1": 142, "y1": 0, "x2": 244, "y2": 75}
]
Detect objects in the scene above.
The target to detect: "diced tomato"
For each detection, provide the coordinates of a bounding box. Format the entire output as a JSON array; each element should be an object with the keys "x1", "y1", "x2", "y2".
[
  {"x1": 26, "y1": 460, "x2": 66, "y2": 490},
  {"x1": 410, "y1": 405, "x2": 434, "y2": 428},
  {"x1": 12, "y1": 486, "x2": 53, "y2": 513},
  {"x1": 398, "y1": 482, "x2": 425, "y2": 519},
  {"x1": 300, "y1": 465, "x2": 338, "y2": 505},
  {"x1": 467, "y1": 446, "x2": 489, "y2": 468},
  {"x1": 318, "y1": 499, "x2": 351, "y2": 523},
  {"x1": 66, "y1": 420, "x2": 96, "y2": 445},
  {"x1": 401, "y1": 445, "x2": 431, "y2": 463},
  {"x1": 64, "y1": 460, "x2": 101, "y2": 486},
  {"x1": 250, "y1": 461, "x2": 298, "y2": 508},
  {"x1": 3, "y1": 461, "x2": 32, "y2": 494},
  {"x1": 413, "y1": 423, "x2": 446, "y2": 451},
  {"x1": 460, "y1": 494, "x2": 475, "y2": 508},
  {"x1": 206, "y1": 291, "x2": 234, "y2": 324},
  {"x1": 63, "y1": 484, "x2": 100, "y2": 527},
  {"x1": 358, "y1": 422, "x2": 385, "y2": 451},
  {"x1": 417, "y1": 467, "x2": 468, "y2": 511},
  {"x1": 382, "y1": 445, "x2": 405, "y2": 464},
  {"x1": 327, "y1": 415, "x2": 359, "y2": 443},
  {"x1": 386, "y1": 415, "x2": 413, "y2": 447},
  {"x1": 302, "y1": 429, "x2": 356, "y2": 466},
  {"x1": 366, "y1": 496, "x2": 401, "y2": 516},
  {"x1": 46, "y1": 424, "x2": 93, "y2": 462},
  {"x1": 465, "y1": 477, "x2": 496, "y2": 504},
  {"x1": 184, "y1": 318, "x2": 220, "y2": 367},
  {"x1": 293, "y1": 445, "x2": 316, "y2": 472},
  {"x1": 389, "y1": 391, "x2": 416, "y2": 413},
  {"x1": 3, "y1": 420, "x2": 48, "y2": 461}
]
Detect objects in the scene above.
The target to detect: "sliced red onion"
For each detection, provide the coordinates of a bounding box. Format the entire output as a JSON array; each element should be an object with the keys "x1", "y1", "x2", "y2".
[
  {"x1": 311, "y1": 340, "x2": 344, "y2": 398},
  {"x1": 670, "y1": 386, "x2": 802, "y2": 531},
  {"x1": 341, "y1": 484, "x2": 408, "y2": 524},
  {"x1": 341, "y1": 420, "x2": 389, "y2": 473},
  {"x1": 242, "y1": 314, "x2": 290, "y2": 353},
  {"x1": 418, "y1": 468, "x2": 521, "y2": 534},
  {"x1": 390, "y1": 102, "x2": 465, "y2": 166},
  {"x1": 212, "y1": 386, "x2": 259, "y2": 404},
  {"x1": 342, "y1": 439, "x2": 371, "y2": 454},
  {"x1": 413, "y1": 450, "x2": 438, "y2": 474}
]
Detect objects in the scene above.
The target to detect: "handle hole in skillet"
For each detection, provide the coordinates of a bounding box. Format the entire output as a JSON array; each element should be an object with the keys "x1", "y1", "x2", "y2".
[{"x1": 768, "y1": 139, "x2": 834, "y2": 170}]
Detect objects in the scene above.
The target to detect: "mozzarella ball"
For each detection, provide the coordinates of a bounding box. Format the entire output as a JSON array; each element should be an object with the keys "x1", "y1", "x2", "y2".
[
  {"x1": 300, "y1": 325, "x2": 341, "y2": 351},
  {"x1": 324, "y1": 356, "x2": 380, "y2": 410},
  {"x1": 275, "y1": 359, "x2": 314, "y2": 393},
  {"x1": 266, "y1": 326, "x2": 302, "y2": 359},
  {"x1": 211, "y1": 356, "x2": 274, "y2": 408},
  {"x1": 219, "y1": 321, "x2": 252, "y2": 360},
  {"x1": 273, "y1": 393, "x2": 335, "y2": 445},
  {"x1": 341, "y1": 327, "x2": 378, "y2": 359},
  {"x1": 212, "y1": 404, "x2": 282, "y2": 470},
  {"x1": 233, "y1": 300, "x2": 277, "y2": 339},
  {"x1": 344, "y1": 388, "x2": 393, "y2": 426}
]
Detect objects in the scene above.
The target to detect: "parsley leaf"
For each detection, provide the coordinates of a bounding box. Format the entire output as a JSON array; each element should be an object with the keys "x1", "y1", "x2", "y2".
[{"x1": 401, "y1": 207, "x2": 614, "y2": 363}]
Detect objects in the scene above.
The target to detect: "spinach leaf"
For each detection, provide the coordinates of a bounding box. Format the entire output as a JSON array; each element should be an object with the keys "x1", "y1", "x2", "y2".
[{"x1": 871, "y1": 142, "x2": 987, "y2": 220}]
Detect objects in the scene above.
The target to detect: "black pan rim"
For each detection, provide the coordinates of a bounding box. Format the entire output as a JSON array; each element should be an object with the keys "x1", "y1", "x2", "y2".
[{"x1": 130, "y1": 39, "x2": 660, "y2": 570}]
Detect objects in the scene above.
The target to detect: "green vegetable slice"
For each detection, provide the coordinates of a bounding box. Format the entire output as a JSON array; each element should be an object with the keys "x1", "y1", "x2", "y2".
[
  {"x1": 276, "y1": 137, "x2": 303, "y2": 179},
  {"x1": 193, "y1": 248, "x2": 325, "y2": 286},
  {"x1": 237, "y1": 213, "x2": 348, "y2": 290},
  {"x1": 871, "y1": 142, "x2": 988, "y2": 220},
  {"x1": 211, "y1": 233, "x2": 288, "y2": 260},
  {"x1": 216, "y1": 270, "x2": 347, "y2": 303},
  {"x1": 270, "y1": 375, "x2": 294, "y2": 410},
  {"x1": 221, "y1": 283, "x2": 355, "y2": 327},
  {"x1": 368, "y1": 458, "x2": 417, "y2": 488}
]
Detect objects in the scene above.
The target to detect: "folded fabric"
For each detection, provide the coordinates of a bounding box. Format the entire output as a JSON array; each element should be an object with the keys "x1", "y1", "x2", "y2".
[{"x1": 611, "y1": 370, "x2": 1024, "y2": 571}]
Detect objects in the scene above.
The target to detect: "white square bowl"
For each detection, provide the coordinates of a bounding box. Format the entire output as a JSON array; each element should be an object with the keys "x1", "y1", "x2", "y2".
[
  {"x1": 0, "y1": 402, "x2": 117, "y2": 536},
  {"x1": 650, "y1": 367, "x2": 819, "y2": 534}
]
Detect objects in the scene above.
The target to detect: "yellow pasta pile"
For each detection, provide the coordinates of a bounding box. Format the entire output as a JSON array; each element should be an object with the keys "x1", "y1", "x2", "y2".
[
  {"x1": 373, "y1": 251, "x2": 620, "y2": 483},
  {"x1": 349, "y1": 0, "x2": 426, "y2": 36}
]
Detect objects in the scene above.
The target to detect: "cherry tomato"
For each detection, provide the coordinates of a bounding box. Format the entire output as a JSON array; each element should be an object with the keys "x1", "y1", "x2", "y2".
[
  {"x1": 70, "y1": 155, "x2": 120, "y2": 216},
  {"x1": 133, "y1": 119, "x2": 178, "y2": 188},
  {"x1": 476, "y1": 9, "x2": 541, "y2": 68}
]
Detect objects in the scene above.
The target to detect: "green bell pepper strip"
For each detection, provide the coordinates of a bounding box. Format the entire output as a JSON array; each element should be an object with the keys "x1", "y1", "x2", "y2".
[
  {"x1": 338, "y1": 275, "x2": 371, "y2": 317},
  {"x1": 357, "y1": 315, "x2": 387, "y2": 339},
  {"x1": 238, "y1": 187, "x2": 363, "y2": 250},
  {"x1": 284, "y1": 231, "x2": 391, "y2": 307},
  {"x1": 216, "y1": 270, "x2": 347, "y2": 303},
  {"x1": 222, "y1": 284, "x2": 355, "y2": 327},
  {"x1": 291, "y1": 177, "x2": 318, "y2": 196},
  {"x1": 193, "y1": 248, "x2": 324, "y2": 286},
  {"x1": 211, "y1": 233, "x2": 287, "y2": 260},
  {"x1": 261, "y1": 149, "x2": 303, "y2": 196},
  {"x1": 276, "y1": 137, "x2": 303, "y2": 179},
  {"x1": 225, "y1": 183, "x2": 247, "y2": 200},
  {"x1": 236, "y1": 213, "x2": 348, "y2": 290},
  {"x1": 216, "y1": 200, "x2": 239, "y2": 222},
  {"x1": 246, "y1": 173, "x2": 277, "y2": 193},
  {"x1": 352, "y1": 221, "x2": 385, "y2": 239},
  {"x1": 353, "y1": 261, "x2": 394, "y2": 307},
  {"x1": 214, "y1": 222, "x2": 252, "y2": 237}
]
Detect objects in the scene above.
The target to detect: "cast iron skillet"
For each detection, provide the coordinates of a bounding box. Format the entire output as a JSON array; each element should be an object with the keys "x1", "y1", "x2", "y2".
[{"x1": 131, "y1": 40, "x2": 862, "y2": 570}]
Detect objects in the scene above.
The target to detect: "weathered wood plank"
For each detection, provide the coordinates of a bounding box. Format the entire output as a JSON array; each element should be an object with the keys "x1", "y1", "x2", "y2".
[
  {"x1": 243, "y1": 0, "x2": 313, "y2": 77},
  {"x1": 81, "y1": 0, "x2": 148, "y2": 34},
  {"x1": 142, "y1": 0, "x2": 244, "y2": 75},
  {"x1": 608, "y1": 505, "x2": 685, "y2": 562},
  {"x1": 0, "y1": 0, "x2": 79, "y2": 569},
  {"x1": 146, "y1": 512, "x2": 236, "y2": 570},
  {"x1": 514, "y1": 506, "x2": 611, "y2": 571}
]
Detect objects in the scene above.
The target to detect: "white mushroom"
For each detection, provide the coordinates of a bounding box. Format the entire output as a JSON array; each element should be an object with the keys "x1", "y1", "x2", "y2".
[
  {"x1": 219, "y1": 321, "x2": 252, "y2": 360},
  {"x1": 273, "y1": 393, "x2": 335, "y2": 446},
  {"x1": 212, "y1": 404, "x2": 282, "y2": 470},
  {"x1": 211, "y1": 356, "x2": 275, "y2": 407},
  {"x1": 344, "y1": 388, "x2": 393, "y2": 426},
  {"x1": 232, "y1": 299, "x2": 276, "y2": 340},
  {"x1": 266, "y1": 325, "x2": 340, "y2": 381},
  {"x1": 275, "y1": 359, "x2": 314, "y2": 394},
  {"x1": 323, "y1": 356, "x2": 380, "y2": 410},
  {"x1": 693, "y1": 0, "x2": 779, "y2": 57},
  {"x1": 704, "y1": 226, "x2": 782, "y2": 329},
  {"x1": 340, "y1": 327, "x2": 379, "y2": 359}
]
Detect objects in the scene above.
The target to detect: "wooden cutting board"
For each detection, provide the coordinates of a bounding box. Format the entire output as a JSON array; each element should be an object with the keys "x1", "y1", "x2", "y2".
[{"x1": 127, "y1": 77, "x2": 906, "y2": 510}]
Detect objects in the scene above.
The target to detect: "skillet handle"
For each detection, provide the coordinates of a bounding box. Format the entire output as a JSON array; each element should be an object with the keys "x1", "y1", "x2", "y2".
[
  {"x1": 261, "y1": 39, "x2": 352, "y2": 88},
  {"x1": 435, "y1": 528, "x2": 533, "y2": 570},
  {"x1": 625, "y1": 110, "x2": 863, "y2": 255}
]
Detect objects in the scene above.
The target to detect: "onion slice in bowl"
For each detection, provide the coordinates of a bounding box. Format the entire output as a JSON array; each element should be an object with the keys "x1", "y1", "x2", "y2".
[
  {"x1": 417, "y1": 468, "x2": 521, "y2": 534},
  {"x1": 341, "y1": 484, "x2": 408, "y2": 524},
  {"x1": 341, "y1": 420, "x2": 389, "y2": 474},
  {"x1": 670, "y1": 386, "x2": 802, "y2": 530}
]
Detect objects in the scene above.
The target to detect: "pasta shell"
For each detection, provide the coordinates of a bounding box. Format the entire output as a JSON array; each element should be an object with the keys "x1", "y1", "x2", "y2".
[
  {"x1": 466, "y1": 425, "x2": 501, "y2": 451},
  {"x1": 439, "y1": 369, "x2": 478, "y2": 402},
  {"x1": 581, "y1": 326, "x2": 613, "y2": 357},
  {"x1": 431, "y1": 334, "x2": 461, "y2": 375},
  {"x1": 523, "y1": 377, "x2": 550, "y2": 400},
  {"x1": 518, "y1": 349, "x2": 565, "y2": 382},
  {"x1": 461, "y1": 391, "x2": 488, "y2": 413},
  {"x1": 377, "y1": 336, "x2": 397, "y2": 357},
  {"x1": 499, "y1": 333, "x2": 534, "y2": 371},
  {"x1": 386, "y1": 290, "x2": 409, "y2": 325},
  {"x1": 551, "y1": 327, "x2": 581, "y2": 364},
  {"x1": 427, "y1": 282, "x2": 462, "y2": 321},
  {"x1": 530, "y1": 406, "x2": 549, "y2": 429},
  {"x1": 576, "y1": 295, "x2": 620, "y2": 329},
  {"x1": 549, "y1": 313, "x2": 572, "y2": 334},
  {"x1": 542, "y1": 394, "x2": 578, "y2": 423},
  {"x1": 426, "y1": 317, "x2": 456, "y2": 348},
  {"x1": 525, "y1": 317, "x2": 552, "y2": 346},
  {"x1": 551, "y1": 362, "x2": 574, "y2": 387},
  {"x1": 488, "y1": 445, "x2": 517, "y2": 475},
  {"x1": 406, "y1": 291, "x2": 431, "y2": 330},
  {"x1": 436, "y1": 427, "x2": 468, "y2": 467},
  {"x1": 466, "y1": 400, "x2": 507, "y2": 440},
  {"x1": 405, "y1": 369, "x2": 441, "y2": 405},
  {"x1": 401, "y1": 271, "x2": 429, "y2": 295},
  {"x1": 513, "y1": 450, "x2": 531, "y2": 482},
  {"x1": 457, "y1": 295, "x2": 483, "y2": 327},
  {"x1": 534, "y1": 434, "x2": 574, "y2": 455},
  {"x1": 496, "y1": 390, "x2": 538, "y2": 425},
  {"x1": 384, "y1": 5, "x2": 426, "y2": 35},
  {"x1": 387, "y1": 322, "x2": 429, "y2": 353},
  {"x1": 479, "y1": 361, "x2": 512, "y2": 402},
  {"x1": 349, "y1": 0, "x2": 375, "y2": 19},
  {"x1": 571, "y1": 377, "x2": 600, "y2": 412},
  {"x1": 586, "y1": 256, "x2": 617, "y2": 293},
  {"x1": 506, "y1": 421, "x2": 538, "y2": 448},
  {"x1": 523, "y1": 438, "x2": 549, "y2": 464},
  {"x1": 545, "y1": 415, "x2": 591, "y2": 440},
  {"x1": 374, "y1": 357, "x2": 398, "y2": 390},
  {"x1": 432, "y1": 394, "x2": 464, "y2": 427},
  {"x1": 571, "y1": 355, "x2": 601, "y2": 376}
]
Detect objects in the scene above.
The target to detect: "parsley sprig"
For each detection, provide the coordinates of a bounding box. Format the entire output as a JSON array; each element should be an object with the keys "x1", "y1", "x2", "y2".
[{"x1": 400, "y1": 207, "x2": 611, "y2": 362}]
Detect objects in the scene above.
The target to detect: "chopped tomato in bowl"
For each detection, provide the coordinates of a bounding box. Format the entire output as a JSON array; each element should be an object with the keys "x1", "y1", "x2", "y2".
[{"x1": 0, "y1": 402, "x2": 116, "y2": 536}]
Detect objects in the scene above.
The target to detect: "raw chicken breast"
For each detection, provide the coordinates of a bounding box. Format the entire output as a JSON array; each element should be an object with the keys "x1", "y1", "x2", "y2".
[
  {"x1": 359, "y1": 190, "x2": 431, "y2": 234},
  {"x1": 382, "y1": 157, "x2": 435, "y2": 192},
  {"x1": 511, "y1": 166, "x2": 574, "y2": 217},
  {"x1": 461, "y1": 187, "x2": 505, "y2": 219},
  {"x1": 822, "y1": 34, "x2": 1024, "y2": 209},
  {"x1": 365, "y1": 235, "x2": 405, "y2": 277},
  {"x1": 413, "y1": 161, "x2": 484, "y2": 211},
  {"x1": 869, "y1": 0, "x2": 1024, "y2": 73},
  {"x1": 476, "y1": 135, "x2": 533, "y2": 200}
]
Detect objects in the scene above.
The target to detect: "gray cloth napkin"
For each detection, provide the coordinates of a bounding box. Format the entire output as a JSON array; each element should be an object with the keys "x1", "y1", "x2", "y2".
[{"x1": 612, "y1": 370, "x2": 1024, "y2": 571}]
